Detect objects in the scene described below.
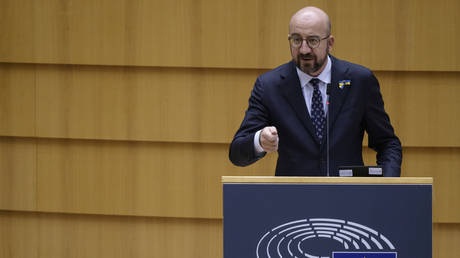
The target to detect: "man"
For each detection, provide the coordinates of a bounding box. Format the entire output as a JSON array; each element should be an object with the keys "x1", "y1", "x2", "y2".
[{"x1": 229, "y1": 6, "x2": 402, "y2": 176}]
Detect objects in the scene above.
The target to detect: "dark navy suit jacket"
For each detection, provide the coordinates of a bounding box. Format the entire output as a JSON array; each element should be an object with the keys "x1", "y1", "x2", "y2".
[{"x1": 229, "y1": 56, "x2": 402, "y2": 176}]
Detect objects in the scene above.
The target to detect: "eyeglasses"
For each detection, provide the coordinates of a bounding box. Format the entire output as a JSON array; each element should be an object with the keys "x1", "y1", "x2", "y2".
[{"x1": 288, "y1": 34, "x2": 330, "y2": 49}]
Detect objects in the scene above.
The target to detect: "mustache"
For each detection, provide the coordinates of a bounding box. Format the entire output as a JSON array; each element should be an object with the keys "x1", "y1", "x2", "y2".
[{"x1": 298, "y1": 54, "x2": 315, "y2": 59}]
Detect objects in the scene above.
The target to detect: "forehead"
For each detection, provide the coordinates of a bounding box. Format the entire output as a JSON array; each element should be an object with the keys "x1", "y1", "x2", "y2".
[{"x1": 290, "y1": 12, "x2": 328, "y2": 36}]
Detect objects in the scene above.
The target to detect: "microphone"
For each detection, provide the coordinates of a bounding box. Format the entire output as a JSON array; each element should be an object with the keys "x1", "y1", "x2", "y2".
[{"x1": 326, "y1": 83, "x2": 331, "y2": 176}]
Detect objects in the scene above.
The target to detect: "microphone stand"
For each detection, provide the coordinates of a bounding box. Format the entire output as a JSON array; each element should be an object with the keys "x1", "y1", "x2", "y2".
[{"x1": 326, "y1": 84, "x2": 331, "y2": 177}]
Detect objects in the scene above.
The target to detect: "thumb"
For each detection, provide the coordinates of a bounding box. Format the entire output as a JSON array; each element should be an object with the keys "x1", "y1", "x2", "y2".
[{"x1": 268, "y1": 126, "x2": 278, "y2": 135}]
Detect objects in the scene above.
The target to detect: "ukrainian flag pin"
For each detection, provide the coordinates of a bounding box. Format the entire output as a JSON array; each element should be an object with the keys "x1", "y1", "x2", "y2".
[{"x1": 338, "y1": 80, "x2": 351, "y2": 89}]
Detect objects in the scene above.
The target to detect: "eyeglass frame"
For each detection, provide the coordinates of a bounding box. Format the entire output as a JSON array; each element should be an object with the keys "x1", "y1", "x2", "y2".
[{"x1": 288, "y1": 34, "x2": 330, "y2": 49}]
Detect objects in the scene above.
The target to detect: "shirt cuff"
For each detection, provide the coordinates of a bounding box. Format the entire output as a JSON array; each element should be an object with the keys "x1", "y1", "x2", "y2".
[{"x1": 254, "y1": 130, "x2": 265, "y2": 154}]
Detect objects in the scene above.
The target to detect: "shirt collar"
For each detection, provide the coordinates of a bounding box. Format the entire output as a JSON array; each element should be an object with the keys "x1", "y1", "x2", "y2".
[{"x1": 296, "y1": 55, "x2": 332, "y2": 88}]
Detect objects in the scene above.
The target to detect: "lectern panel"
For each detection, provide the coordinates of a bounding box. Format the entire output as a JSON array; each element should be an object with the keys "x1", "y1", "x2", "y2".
[{"x1": 223, "y1": 181, "x2": 432, "y2": 258}]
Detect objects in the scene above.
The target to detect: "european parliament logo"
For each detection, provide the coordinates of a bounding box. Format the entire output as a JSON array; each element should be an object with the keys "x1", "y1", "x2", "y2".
[{"x1": 256, "y1": 218, "x2": 397, "y2": 258}]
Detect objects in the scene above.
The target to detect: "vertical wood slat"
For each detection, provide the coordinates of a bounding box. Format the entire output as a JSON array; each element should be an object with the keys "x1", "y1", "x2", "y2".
[
  {"x1": 0, "y1": 137, "x2": 36, "y2": 211},
  {"x1": 434, "y1": 223, "x2": 460, "y2": 257},
  {"x1": 0, "y1": 64, "x2": 35, "y2": 136}
]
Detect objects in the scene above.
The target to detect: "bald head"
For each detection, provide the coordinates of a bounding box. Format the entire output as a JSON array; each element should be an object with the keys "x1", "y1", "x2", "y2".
[{"x1": 289, "y1": 7, "x2": 331, "y2": 37}]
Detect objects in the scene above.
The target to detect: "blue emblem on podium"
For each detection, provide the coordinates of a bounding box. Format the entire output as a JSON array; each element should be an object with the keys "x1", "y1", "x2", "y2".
[{"x1": 333, "y1": 252, "x2": 397, "y2": 257}]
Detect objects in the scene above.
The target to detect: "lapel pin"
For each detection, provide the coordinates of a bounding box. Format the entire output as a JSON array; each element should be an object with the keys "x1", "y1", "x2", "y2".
[{"x1": 338, "y1": 80, "x2": 351, "y2": 89}]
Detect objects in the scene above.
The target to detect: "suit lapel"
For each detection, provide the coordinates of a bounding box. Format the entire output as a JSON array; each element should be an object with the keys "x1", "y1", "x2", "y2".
[
  {"x1": 279, "y1": 62, "x2": 320, "y2": 145},
  {"x1": 328, "y1": 56, "x2": 351, "y2": 129}
]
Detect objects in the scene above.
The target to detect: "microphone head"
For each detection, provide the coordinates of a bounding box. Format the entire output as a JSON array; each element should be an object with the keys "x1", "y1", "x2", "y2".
[{"x1": 326, "y1": 83, "x2": 332, "y2": 95}]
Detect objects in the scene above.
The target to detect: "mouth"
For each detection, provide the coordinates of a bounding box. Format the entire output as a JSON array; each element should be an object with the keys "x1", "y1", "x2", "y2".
[{"x1": 300, "y1": 55, "x2": 314, "y2": 61}]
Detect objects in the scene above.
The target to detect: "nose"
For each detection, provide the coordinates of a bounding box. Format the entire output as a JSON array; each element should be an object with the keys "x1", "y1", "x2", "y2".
[{"x1": 299, "y1": 39, "x2": 312, "y2": 54}]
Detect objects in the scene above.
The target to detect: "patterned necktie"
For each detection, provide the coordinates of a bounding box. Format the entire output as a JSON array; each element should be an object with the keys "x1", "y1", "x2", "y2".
[{"x1": 310, "y1": 78, "x2": 325, "y2": 143}]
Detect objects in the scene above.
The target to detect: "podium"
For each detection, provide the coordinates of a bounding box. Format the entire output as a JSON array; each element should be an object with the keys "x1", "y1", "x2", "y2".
[{"x1": 222, "y1": 176, "x2": 432, "y2": 258}]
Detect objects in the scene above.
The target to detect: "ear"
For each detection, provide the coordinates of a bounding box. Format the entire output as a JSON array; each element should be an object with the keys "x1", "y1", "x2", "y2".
[{"x1": 327, "y1": 35, "x2": 335, "y2": 52}]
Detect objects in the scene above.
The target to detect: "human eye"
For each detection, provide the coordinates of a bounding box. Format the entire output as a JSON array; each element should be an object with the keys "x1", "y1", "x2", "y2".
[
  {"x1": 293, "y1": 37, "x2": 303, "y2": 44},
  {"x1": 307, "y1": 37, "x2": 320, "y2": 46}
]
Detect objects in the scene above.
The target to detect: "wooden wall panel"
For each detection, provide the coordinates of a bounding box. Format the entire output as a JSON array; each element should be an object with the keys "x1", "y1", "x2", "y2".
[
  {"x1": 329, "y1": 0, "x2": 460, "y2": 71},
  {"x1": 35, "y1": 138, "x2": 276, "y2": 218},
  {"x1": 1, "y1": 0, "x2": 459, "y2": 71},
  {"x1": 0, "y1": 137, "x2": 441, "y2": 222},
  {"x1": 0, "y1": 211, "x2": 458, "y2": 258},
  {"x1": 377, "y1": 71, "x2": 460, "y2": 147},
  {"x1": 0, "y1": 137, "x2": 36, "y2": 211},
  {"x1": 1, "y1": 63, "x2": 457, "y2": 146},
  {"x1": 0, "y1": 211, "x2": 39, "y2": 258},
  {"x1": 0, "y1": 64, "x2": 35, "y2": 136},
  {"x1": 433, "y1": 223, "x2": 460, "y2": 257},
  {"x1": 34, "y1": 64, "x2": 260, "y2": 143},
  {"x1": 0, "y1": 211, "x2": 221, "y2": 258},
  {"x1": 1, "y1": 0, "x2": 459, "y2": 256},
  {"x1": 0, "y1": 0, "x2": 35, "y2": 63},
  {"x1": 0, "y1": 136, "x2": 457, "y2": 221}
]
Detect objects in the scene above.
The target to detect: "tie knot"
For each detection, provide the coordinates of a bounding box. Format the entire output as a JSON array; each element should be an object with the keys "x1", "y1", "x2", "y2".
[{"x1": 310, "y1": 78, "x2": 320, "y2": 89}]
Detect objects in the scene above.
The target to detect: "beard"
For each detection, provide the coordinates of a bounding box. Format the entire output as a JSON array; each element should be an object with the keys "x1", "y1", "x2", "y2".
[{"x1": 294, "y1": 45, "x2": 329, "y2": 76}]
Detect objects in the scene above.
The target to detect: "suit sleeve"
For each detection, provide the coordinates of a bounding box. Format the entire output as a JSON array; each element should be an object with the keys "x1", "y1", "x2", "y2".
[
  {"x1": 229, "y1": 77, "x2": 270, "y2": 166},
  {"x1": 364, "y1": 72, "x2": 402, "y2": 176}
]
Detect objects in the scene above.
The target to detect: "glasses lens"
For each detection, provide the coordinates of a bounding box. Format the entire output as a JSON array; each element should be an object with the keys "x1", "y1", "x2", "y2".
[
  {"x1": 290, "y1": 36, "x2": 302, "y2": 47},
  {"x1": 307, "y1": 37, "x2": 320, "y2": 48}
]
